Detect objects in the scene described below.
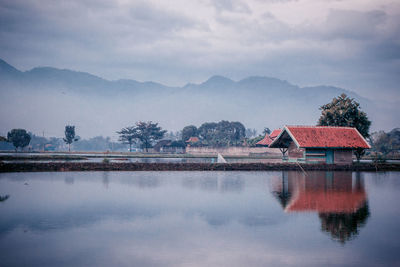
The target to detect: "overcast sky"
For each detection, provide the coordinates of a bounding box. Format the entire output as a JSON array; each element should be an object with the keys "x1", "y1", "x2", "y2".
[{"x1": 0, "y1": 0, "x2": 399, "y2": 101}]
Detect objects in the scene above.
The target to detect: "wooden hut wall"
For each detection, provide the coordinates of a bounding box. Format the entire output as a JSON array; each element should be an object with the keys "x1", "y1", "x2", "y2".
[
  {"x1": 334, "y1": 149, "x2": 353, "y2": 164},
  {"x1": 305, "y1": 149, "x2": 327, "y2": 162},
  {"x1": 288, "y1": 142, "x2": 305, "y2": 159}
]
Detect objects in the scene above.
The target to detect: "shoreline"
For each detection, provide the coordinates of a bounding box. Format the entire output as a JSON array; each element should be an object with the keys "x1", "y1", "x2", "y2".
[{"x1": 1, "y1": 162, "x2": 399, "y2": 172}]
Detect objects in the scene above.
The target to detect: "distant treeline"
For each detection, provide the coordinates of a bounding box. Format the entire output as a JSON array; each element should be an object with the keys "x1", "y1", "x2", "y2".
[
  {"x1": 0, "y1": 120, "x2": 266, "y2": 152},
  {"x1": 0, "y1": 134, "x2": 128, "y2": 152},
  {"x1": 369, "y1": 128, "x2": 400, "y2": 156}
]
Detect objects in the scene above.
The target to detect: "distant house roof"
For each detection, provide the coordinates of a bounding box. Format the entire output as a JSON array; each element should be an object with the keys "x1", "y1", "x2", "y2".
[
  {"x1": 186, "y1": 136, "x2": 199, "y2": 143},
  {"x1": 269, "y1": 129, "x2": 282, "y2": 139},
  {"x1": 270, "y1": 126, "x2": 371, "y2": 149},
  {"x1": 256, "y1": 134, "x2": 273, "y2": 146},
  {"x1": 256, "y1": 129, "x2": 282, "y2": 146}
]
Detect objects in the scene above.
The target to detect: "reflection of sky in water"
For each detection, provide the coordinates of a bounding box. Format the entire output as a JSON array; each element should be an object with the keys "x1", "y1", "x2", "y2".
[{"x1": 0, "y1": 171, "x2": 399, "y2": 267}]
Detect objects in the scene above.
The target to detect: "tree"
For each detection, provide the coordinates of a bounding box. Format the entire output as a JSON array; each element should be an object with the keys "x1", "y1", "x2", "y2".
[
  {"x1": 246, "y1": 135, "x2": 264, "y2": 147},
  {"x1": 318, "y1": 94, "x2": 371, "y2": 137},
  {"x1": 198, "y1": 122, "x2": 218, "y2": 145},
  {"x1": 197, "y1": 121, "x2": 246, "y2": 147},
  {"x1": 230, "y1": 121, "x2": 246, "y2": 146},
  {"x1": 117, "y1": 126, "x2": 137, "y2": 152},
  {"x1": 7, "y1": 129, "x2": 31, "y2": 151},
  {"x1": 134, "y1": 121, "x2": 167, "y2": 152},
  {"x1": 0, "y1": 136, "x2": 7, "y2": 142},
  {"x1": 63, "y1": 125, "x2": 79, "y2": 152},
  {"x1": 318, "y1": 94, "x2": 371, "y2": 161},
  {"x1": 371, "y1": 128, "x2": 400, "y2": 156},
  {"x1": 263, "y1": 127, "x2": 271, "y2": 135},
  {"x1": 245, "y1": 128, "x2": 257, "y2": 138},
  {"x1": 181, "y1": 125, "x2": 198, "y2": 142}
]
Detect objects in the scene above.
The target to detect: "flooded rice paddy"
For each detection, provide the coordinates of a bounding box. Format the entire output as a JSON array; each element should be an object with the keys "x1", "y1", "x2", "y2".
[{"x1": 0, "y1": 171, "x2": 399, "y2": 266}]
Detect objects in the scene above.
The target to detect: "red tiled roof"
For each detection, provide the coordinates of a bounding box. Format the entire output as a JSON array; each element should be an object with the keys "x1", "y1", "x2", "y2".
[
  {"x1": 284, "y1": 126, "x2": 370, "y2": 149},
  {"x1": 269, "y1": 129, "x2": 282, "y2": 139},
  {"x1": 256, "y1": 134, "x2": 273, "y2": 146},
  {"x1": 256, "y1": 129, "x2": 282, "y2": 146},
  {"x1": 186, "y1": 136, "x2": 199, "y2": 143}
]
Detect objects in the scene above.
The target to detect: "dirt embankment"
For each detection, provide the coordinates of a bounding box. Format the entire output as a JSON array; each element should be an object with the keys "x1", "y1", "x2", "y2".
[{"x1": 0, "y1": 162, "x2": 399, "y2": 172}]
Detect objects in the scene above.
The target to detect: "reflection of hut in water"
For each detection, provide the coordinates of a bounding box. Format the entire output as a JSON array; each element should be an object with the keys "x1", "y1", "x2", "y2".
[
  {"x1": 270, "y1": 171, "x2": 370, "y2": 243},
  {"x1": 270, "y1": 172, "x2": 292, "y2": 209}
]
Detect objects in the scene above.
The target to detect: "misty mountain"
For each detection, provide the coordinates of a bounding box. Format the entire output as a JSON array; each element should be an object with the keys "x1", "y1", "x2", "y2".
[{"x1": 0, "y1": 59, "x2": 396, "y2": 138}]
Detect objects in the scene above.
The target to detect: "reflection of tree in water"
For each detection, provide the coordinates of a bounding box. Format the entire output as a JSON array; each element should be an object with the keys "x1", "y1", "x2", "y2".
[
  {"x1": 220, "y1": 176, "x2": 244, "y2": 193},
  {"x1": 64, "y1": 175, "x2": 74, "y2": 185},
  {"x1": 0, "y1": 195, "x2": 10, "y2": 202},
  {"x1": 319, "y1": 202, "x2": 370, "y2": 244},
  {"x1": 131, "y1": 175, "x2": 160, "y2": 188},
  {"x1": 181, "y1": 174, "x2": 244, "y2": 192},
  {"x1": 102, "y1": 172, "x2": 110, "y2": 188}
]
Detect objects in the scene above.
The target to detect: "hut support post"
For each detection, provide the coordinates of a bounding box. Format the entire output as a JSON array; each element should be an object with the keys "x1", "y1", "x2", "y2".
[{"x1": 280, "y1": 148, "x2": 288, "y2": 161}]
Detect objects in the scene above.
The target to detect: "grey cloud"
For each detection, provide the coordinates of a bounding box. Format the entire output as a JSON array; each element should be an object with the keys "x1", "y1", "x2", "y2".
[
  {"x1": 210, "y1": 0, "x2": 252, "y2": 14},
  {"x1": 0, "y1": 0, "x2": 399, "y2": 107},
  {"x1": 128, "y1": 3, "x2": 198, "y2": 35},
  {"x1": 322, "y1": 9, "x2": 387, "y2": 40}
]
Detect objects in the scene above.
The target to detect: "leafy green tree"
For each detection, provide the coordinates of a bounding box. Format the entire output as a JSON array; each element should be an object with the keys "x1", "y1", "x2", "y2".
[
  {"x1": 318, "y1": 94, "x2": 371, "y2": 137},
  {"x1": 230, "y1": 121, "x2": 246, "y2": 145},
  {"x1": 197, "y1": 121, "x2": 246, "y2": 147},
  {"x1": 198, "y1": 122, "x2": 218, "y2": 145},
  {"x1": 134, "y1": 121, "x2": 167, "y2": 152},
  {"x1": 247, "y1": 135, "x2": 264, "y2": 147},
  {"x1": 117, "y1": 127, "x2": 137, "y2": 152},
  {"x1": 63, "y1": 125, "x2": 79, "y2": 152},
  {"x1": 0, "y1": 136, "x2": 7, "y2": 142},
  {"x1": 318, "y1": 94, "x2": 371, "y2": 161},
  {"x1": 181, "y1": 125, "x2": 198, "y2": 142},
  {"x1": 7, "y1": 129, "x2": 31, "y2": 151},
  {"x1": 372, "y1": 128, "x2": 400, "y2": 156}
]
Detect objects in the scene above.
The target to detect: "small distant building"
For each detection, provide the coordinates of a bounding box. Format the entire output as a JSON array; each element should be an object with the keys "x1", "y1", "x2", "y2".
[
  {"x1": 186, "y1": 136, "x2": 200, "y2": 147},
  {"x1": 186, "y1": 136, "x2": 199, "y2": 143},
  {"x1": 153, "y1": 140, "x2": 186, "y2": 153},
  {"x1": 269, "y1": 126, "x2": 370, "y2": 164},
  {"x1": 256, "y1": 129, "x2": 281, "y2": 146}
]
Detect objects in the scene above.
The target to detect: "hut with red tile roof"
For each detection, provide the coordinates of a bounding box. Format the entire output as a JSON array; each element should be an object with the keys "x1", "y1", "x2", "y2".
[
  {"x1": 269, "y1": 126, "x2": 370, "y2": 164},
  {"x1": 185, "y1": 136, "x2": 200, "y2": 147},
  {"x1": 256, "y1": 129, "x2": 281, "y2": 147},
  {"x1": 186, "y1": 136, "x2": 199, "y2": 143}
]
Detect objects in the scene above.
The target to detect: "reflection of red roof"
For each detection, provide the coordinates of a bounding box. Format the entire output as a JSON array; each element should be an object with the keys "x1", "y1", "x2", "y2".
[
  {"x1": 256, "y1": 134, "x2": 273, "y2": 146},
  {"x1": 186, "y1": 136, "x2": 199, "y2": 143},
  {"x1": 286, "y1": 191, "x2": 367, "y2": 213},
  {"x1": 281, "y1": 126, "x2": 370, "y2": 148},
  {"x1": 269, "y1": 129, "x2": 282, "y2": 139}
]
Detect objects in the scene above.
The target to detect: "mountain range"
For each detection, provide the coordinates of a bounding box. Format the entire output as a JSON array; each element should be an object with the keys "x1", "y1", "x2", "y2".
[{"x1": 0, "y1": 59, "x2": 396, "y2": 138}]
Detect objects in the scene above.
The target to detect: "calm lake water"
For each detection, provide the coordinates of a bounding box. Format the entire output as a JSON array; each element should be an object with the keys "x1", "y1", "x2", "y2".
[{"x1": 0, "y1": 171, "x2": 399, "y2": 267}]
